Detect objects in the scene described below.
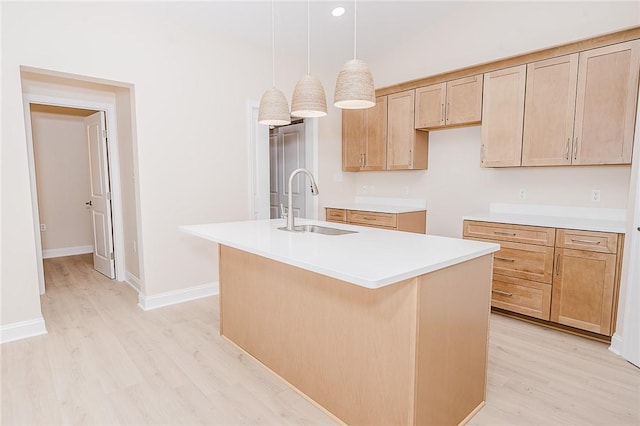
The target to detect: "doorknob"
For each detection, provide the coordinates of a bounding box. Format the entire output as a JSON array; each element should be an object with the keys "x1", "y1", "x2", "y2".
[{"x1": 85, "y1": 201, "x2": 92, "y2": 207}]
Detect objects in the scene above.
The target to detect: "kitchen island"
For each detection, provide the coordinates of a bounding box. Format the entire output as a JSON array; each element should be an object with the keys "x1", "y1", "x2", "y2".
[{"x1": 181, "y1": 219, "x2": 499, "y2": 425}]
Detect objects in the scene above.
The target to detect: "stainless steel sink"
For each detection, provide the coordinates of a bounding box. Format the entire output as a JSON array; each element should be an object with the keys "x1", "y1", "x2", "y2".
[{"x1": 278, "y1": 224, "x2": 357, "y2": 235}]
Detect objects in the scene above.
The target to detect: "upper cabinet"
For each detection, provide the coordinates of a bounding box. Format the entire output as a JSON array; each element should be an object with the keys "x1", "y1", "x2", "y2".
[
  {"x1": 522, "y1": 54, "x2": 579, "y2": 166},
  {"x1": 341, "y1": 31, "x2": 640, "y2": 172},
  {"x1": 342, "y1": 91, "x2": 427, "y2": 171},
  {"x1": 573, "y1": 40, "x2": 640, "y2": 165},
  {"x1": 522, "y1": 40, "x2": 640, "y2": 166},
  {"x1": 342, "y1": 96, "x2": 388, "y2": 171},
  {"x1": 415, "y1": 75, "x2": 483, "y2": 129},
  {"x1": 387, "y1": 90, "x2": 428, "y2": 170},
  {"x1": 481, "y1": 65, "x2": 526, "y2": 167}
]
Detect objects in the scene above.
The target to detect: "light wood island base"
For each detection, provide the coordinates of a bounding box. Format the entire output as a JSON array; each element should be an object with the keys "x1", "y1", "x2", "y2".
[{"x1": 219, "y1": 245, "x2": 493, "y2": 426}]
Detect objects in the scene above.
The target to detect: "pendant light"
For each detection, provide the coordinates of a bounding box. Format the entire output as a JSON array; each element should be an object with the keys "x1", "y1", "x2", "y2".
[
  {"x1": 334, "y1": 0, "x2": 375, "y2": 109},
  {"x1": 291, "y1": 0, "x2": 327, "y2": 118},
  {"x1": 259, "y1": 1, "x2": 291, "y2": 126}
]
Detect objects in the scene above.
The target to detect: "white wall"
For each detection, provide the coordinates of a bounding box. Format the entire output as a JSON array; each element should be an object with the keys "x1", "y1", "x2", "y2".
[
  {"x1": 1, "y1": 2, "x2": 306, "y2": 327},
  {"x1": 31, "y1": 109, "x2": 93, "y2": 253}
]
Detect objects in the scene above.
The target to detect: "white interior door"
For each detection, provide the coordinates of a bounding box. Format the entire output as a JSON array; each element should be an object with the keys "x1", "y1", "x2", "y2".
[
  {"x1": 85, "y1": 111, "x2": 115, "y2": 278},
  {"x1": 269, "y1": 123, "x2": 306, "y2": 219}
]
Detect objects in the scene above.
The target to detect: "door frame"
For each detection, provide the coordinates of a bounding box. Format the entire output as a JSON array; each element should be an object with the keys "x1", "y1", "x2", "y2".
[
  {"x1": 248, "y1": 101, "x2": 318, "y2": 220},
  {"x1": 23, "y1": 93, "x2": 125, "y2": 293}
]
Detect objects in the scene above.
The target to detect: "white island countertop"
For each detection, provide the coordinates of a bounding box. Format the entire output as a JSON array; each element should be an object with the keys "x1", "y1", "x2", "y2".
[{"x1": 181, "y1": 219, "x2": 499, "y2": 289}]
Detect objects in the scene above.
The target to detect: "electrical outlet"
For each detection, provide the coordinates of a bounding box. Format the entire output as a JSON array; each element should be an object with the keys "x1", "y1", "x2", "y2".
[
  {"x1": 133, "y1": 240, "x2": 137, "y2": 253},
  {"x1": 40, "y1": 224, "x2": 46, "y2": 232},
  {"x1": 361, "y1": 185, "x2": 368, "y2": 194},
  {"x1": 518, "y1": 189, "x2": 526, "y2": 200},
  {"x1": 402, "y1": 186, "x2": 409, "y2": 196},
  {"x1": 591, "y1": 189, "x2": 601, "y2": 202}
]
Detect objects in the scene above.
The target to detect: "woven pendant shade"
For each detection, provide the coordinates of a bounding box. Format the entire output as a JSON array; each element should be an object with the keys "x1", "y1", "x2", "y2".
[
  {"x1": 334, "y1": 59, "x2": 375, "y2": 109},
  {"x1": 291, "y1": 75, "x2": 327, "y2": 118},
  {"x1": 258, "y1": 87, "x2": 291, "y2": 126}
]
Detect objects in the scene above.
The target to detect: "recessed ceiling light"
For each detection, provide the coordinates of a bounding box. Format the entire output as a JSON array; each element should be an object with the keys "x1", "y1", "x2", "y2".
[{"x1": 332, "y1": 6, "x2": 346, "y2": 17}]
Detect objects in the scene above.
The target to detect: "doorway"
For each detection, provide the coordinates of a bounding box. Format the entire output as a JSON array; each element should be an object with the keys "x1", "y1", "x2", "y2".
[
  {"x1": 29, "y1": 104, "x2": 116, "y2": 284},
  {"x1": 24, "y1": 94, "x2": 126, "y2": 294},
  {"x1": 269, "y1": 121, "x2": 307, "y2": 219},
  {"x1": 248, "y1": 102, "x2": 319, "y2": 221}
]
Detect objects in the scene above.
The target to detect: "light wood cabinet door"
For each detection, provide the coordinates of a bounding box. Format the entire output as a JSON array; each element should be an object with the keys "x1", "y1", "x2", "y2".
[
  {"x1": 481, "y1": 65, "x2": 526, "y2": 167},
  {"x1": 342, "y1": 109, "x2": 366, "y2": 171},
  {"x1": 463, "y1": 221, "x2": 555, "y2": 246},
  {"x1": 492, "y1": 240, "x2": 555, "y2": 284},
  {"x1": 387, "y1": 90, "x2": 428, "y2": 170},
  {"x1": 522, "y1": 54, "x2": 578, "y2": 166},
  {"x1": 491, "y1": 274, "x2": 552, "y2": 320},
  {"x1": 325, "y1": 208, "x2": 347, "y2": 223},
  {"x1": 573, "y1": 40, "x2": 640, "y2": 165},
  {"x1": 446, "y1": 75, "x2": 483, "y2": 126},
  {"x1": 551, "y1": 248, "x2": 617, "y2": 335},
  {"x1": 363, "y1": 96, "x2": 387, "y2": 171},
  {"x1": 415, "y1": 83, "x2": 446, "y2": 128},
  {"x1": 342, "y1": 97, "x2": 388, "y2": 171},
  {"x1": 415, "y1": 76, "x2": 483, "y2": 129},
  {"x1": 556, "y1": 229, "x2": 618, "y2": 254}
]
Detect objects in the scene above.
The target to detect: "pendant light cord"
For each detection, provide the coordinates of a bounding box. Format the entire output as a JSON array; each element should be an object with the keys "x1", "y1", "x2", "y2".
[
  {"x1": 307, "y1": 0, "x2": 310, "y2": 75},
  {"x1": 271, "y1": 0, "x2": 276, "y2": 87},
  {"x1": 353, "y1": 0, "x2": 357, "y2": 60}
]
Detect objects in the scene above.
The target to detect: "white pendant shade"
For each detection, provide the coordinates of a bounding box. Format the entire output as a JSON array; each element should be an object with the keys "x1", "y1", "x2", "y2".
[
  {"x1": 291, "y1": 75, "x2": 327, "y2": 118},
  {"x1": 334, "y1": 59, "x2": 376, "y2": 109},
  {"x1": 258, "y1": 87, "x2": 291, "y2": 126}
]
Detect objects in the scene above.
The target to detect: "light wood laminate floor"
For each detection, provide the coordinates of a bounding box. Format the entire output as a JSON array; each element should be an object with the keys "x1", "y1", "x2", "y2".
[{"x1": 1, "y1": 254, "x2": 639, "y2": 425}]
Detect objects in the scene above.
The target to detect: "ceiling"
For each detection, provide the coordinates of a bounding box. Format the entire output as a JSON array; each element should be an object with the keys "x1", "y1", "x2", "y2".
[{"x1": 153, "y1": 1, "x2": 468, "y2": 74}]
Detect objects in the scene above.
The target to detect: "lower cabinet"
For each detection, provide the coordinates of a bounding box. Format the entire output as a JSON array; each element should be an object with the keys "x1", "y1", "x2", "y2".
[
  {"x1": 551, "y1": 229, "x2": 621, "y2": 336},
  {"x1": 327, "y1": 208, "x2": 426, "y2": 234},
  {"x1": 463, "y1": 220, "x2": 622, "y2": 337}
]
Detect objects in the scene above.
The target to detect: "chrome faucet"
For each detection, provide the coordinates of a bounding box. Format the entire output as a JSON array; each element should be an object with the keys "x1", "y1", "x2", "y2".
[{"x1": 284, "y1": 168, "x2": 319, "y2": 231}]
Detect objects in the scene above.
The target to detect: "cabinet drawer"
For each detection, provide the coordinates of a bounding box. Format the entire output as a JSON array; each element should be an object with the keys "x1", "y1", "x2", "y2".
[
  {"x1": 347, "y1": 210, "x2": 397, "y2": 228},
  {"x1": 326, "y1": 208, "x2": 347, "y2": 223},
  {"x1": 492, "y1": 240, "x2": 555, "y2": 284},
  {"x1": 463, "y1": 221, "x2": 555, "y2": 246},
  {"x1": 556, "y1": 229, "x2": 618, "y2": 254},
  {"x1": 491, "y1": 274, "x2": 551, "y2": 320}
]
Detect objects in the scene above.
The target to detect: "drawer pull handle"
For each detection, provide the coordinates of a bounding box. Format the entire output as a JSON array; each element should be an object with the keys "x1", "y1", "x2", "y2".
[
  {"x1": 556, "y1": 253, "x2": 561, "y2": 276},
  {"x1": 494, "y1": 231, "x2": 516, "y2": 236},
  {"x1": 362, "y1": 217, "x2": 375, "y2": 221},
  {"x1": 492, "y1": 289, "x2": 513, "y2": 297},
  {"x1": 571, "y1": 238, "x2": 601, "y2": 245},
  {"x1": 495, "y1": 256, "x2": 516, "y2": 262}
]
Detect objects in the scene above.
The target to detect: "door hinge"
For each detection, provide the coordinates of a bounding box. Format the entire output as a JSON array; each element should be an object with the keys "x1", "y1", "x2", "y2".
[
  {"x1": 110, "y1": 252, "x2": 114, "y2": 260},
  {"x1": 106, "y1": 191, "x2": 111, "y2": 200},
  {"x1": 102, "y1": 129, "x2": 108, "y2": 138}
]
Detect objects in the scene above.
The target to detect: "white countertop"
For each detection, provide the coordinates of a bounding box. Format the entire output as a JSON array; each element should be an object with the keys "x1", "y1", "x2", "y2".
[
  {"x1": 325, "y1": 196, "x2": 428, "y2": 214},
  {"x1": 463, "y1": 203, "x2": 627, "y2": 234},
  {"x1": 325, "y1": 202, "x2": 426, "y2": 213},
  {"x1": 181, "y1": 219, "x2": 498, "y2": 289}
]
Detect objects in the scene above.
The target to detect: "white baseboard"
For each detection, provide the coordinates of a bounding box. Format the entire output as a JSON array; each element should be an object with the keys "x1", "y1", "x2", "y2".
[
  {"x1": 125, "y1": 271, "x2": 142, "y2": 292},
  {"x1": 0, "y1": 317, "x2": 47, "y2": 344},
  {"x1": 609, "y1": 333, "x2": 623, "y2": 356},
  {"x1": 138, "y1": 282, "x2": 219, "y2": 311},
  {"x1": 42, "y1": 245, "x2": 93, "y2": 259}
]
